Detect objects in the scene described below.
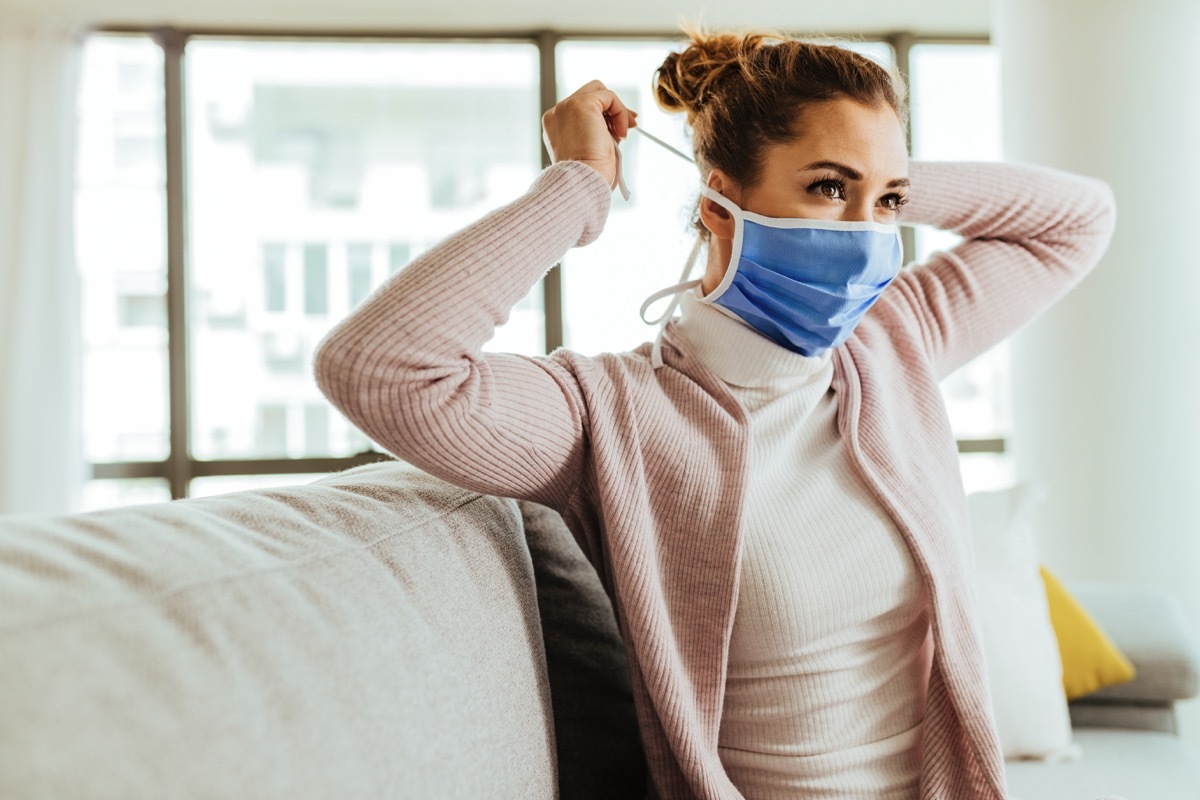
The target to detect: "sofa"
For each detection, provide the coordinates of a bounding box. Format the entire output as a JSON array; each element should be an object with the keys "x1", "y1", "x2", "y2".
[{"x1": 1, "y1": 461, "x2": 1197, "y2": 799}]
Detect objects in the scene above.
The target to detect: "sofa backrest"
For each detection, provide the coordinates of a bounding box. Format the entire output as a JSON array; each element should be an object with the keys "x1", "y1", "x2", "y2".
[{"x1": 0, "y1": 462, "x2": 557, "y2": 799}]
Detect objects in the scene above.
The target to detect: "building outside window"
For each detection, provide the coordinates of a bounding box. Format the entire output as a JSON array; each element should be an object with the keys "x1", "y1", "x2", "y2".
[
  {"x1": 302, "y1": 245, "x2": 328, "y2": 315},
  {"x1": 262, "y1": 243, "x2": 287, "y2": 313},
  {"x1": 346, "y1": 243, "x2": 373, "y2": 309},
  {"x1": 76, "y1": 32, "x2": 1007, "y2": 508}
]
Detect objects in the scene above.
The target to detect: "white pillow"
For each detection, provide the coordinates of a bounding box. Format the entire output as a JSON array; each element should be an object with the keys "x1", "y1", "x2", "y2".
[{"x1": 967, "y1": 483, "x2": 1080, "y2": 762}]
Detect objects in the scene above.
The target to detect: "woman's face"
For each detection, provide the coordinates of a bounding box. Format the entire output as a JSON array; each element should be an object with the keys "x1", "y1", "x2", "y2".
[
  {"x1": 698, "y1": 97, "x2": 909, "y2": 294},
  {"x1": 705, "y1": 97, "x2": 910, "y2": 226}
]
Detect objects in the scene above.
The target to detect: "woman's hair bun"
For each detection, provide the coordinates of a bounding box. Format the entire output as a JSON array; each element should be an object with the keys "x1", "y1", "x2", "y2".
[
  {"x1": 654, "y1": 28, "x2": 772, "y2": 118},
  {"x1": 651, "y1": 24, "x2": 907, "y2": 201}
]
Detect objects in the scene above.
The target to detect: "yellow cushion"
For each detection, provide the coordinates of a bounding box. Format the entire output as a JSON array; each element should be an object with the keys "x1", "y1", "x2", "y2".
[{"x1": 1040, "y1": 566, "x2": 1137, "y2": 700}]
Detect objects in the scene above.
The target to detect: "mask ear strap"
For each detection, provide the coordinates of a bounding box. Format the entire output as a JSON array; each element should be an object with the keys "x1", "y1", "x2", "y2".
[
  {"x1": 607, "y1": 129, "x2": 738, "y2": 369},
  {"x1": 632, "y1": 126, "x2": 695, "y2": 164},
  {"x1": 640, "y1": 237, "x2": 705, "y2": 325},
  {"x1": 698, "y1": 183, "x2": 742, "y2": 218},
  {"x1": 643, "y1": 236, "x2": 705, "y2": 370}
]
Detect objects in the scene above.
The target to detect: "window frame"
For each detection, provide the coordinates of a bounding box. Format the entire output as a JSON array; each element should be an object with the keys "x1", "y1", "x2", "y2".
[{"x1": 87, "y1": 26, "x2": 1000, "y2": 499}]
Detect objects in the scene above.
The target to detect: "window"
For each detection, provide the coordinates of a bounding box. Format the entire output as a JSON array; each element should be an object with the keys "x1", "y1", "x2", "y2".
[
  {"x1": 302, "y1": 244, "x2": 328, "y2": 315},
  {"x1": 347, "y1": 243, "x2": 373, "y2": 308},
  {"x1": 257, "y1": 404, "x2": 288, "y2": 455},
  {"x1": 77, "y1": 35, "x2": 170, "y2": 510},
  {"x1": 909, "y1": 43, "x2": 1012, "y2": 492},
  {"x1": 79, "y1": 30, "x2": 1004, "y2": 505},
  {"x1": 388, "y1": 243, "x2": 410, "y2": 275},
  {"x1": 263, "y1": 243, "x2": 287, "y2": 312},
  {"x1": 189, "y1": 473, "x2": 327, "y2": 498},
  {"x1": 555, "y1": 40, "x2": 700, "y2": 358},
  {"x1": 117, "y1": 59, "x2": 155, "y2": 95},
  {"x1": 118, "y1": 294, "x2": 166, "y2": 328},
  {"x1": 183, "y1": 38, "x2": 542, "y2": 471},
  {"x1": 304, "y1": 404, "x2": 330, "y2": 456},
  {"x1": 82, "y1": 479, "x2": 172, "y2": 511}
]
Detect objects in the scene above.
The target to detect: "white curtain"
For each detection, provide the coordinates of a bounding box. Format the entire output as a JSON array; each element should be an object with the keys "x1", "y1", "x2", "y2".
[{"x1": 0, "y1": 22, "x2": 85, "y2": 514}]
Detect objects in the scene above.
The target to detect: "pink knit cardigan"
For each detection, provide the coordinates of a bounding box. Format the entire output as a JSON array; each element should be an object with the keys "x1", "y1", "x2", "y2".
[{"x1": 314, "y1": 159, "x2": 1117, "y2": 799}]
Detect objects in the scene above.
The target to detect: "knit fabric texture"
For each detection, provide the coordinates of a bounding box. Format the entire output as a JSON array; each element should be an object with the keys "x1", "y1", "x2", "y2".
[{"x1": 674, "y1": 291, "x2": 929, "y2": 797}]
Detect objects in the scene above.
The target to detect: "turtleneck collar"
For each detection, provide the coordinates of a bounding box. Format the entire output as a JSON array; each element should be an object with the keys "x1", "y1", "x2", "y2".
[{"x1": 672, "y1": 288, "x2": 833, "y2": 389}]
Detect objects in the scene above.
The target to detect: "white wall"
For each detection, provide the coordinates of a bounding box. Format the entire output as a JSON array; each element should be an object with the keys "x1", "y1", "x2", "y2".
[
  {"x1": 997, "y1": 0, "x2": 1200, "y2": 744},
  {"x1": 0, "y1": 0, "x2": 988, "y2": 36}
]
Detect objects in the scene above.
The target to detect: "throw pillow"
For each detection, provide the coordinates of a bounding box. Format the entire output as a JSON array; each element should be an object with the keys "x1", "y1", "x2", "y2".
[
  {"x1": 1039, "y1": 565, "x2": 1136, "y2": 700},
  {"x1": 517, "y1": 500, "x2": 648, "y2": 799},
  {"x1": 967, "y1": 483, "x2": 1078, "y2": 761}
]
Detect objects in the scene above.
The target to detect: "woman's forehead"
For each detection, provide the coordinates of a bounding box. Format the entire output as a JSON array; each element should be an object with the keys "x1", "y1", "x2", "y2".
[{"x1": 770, "y1": 100, "x2": 909, "y2": 179}]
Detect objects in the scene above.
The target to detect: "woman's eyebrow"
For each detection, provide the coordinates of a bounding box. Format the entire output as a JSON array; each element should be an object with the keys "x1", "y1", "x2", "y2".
[{"x1": 801, "y1": 160, "x2": 910, "y2": 189}]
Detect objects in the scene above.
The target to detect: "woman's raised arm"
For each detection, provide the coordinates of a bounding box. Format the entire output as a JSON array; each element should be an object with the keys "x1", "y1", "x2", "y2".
[
  {"x1": 882, "y1": 160, "x2": 1117, "y2": 379},
  {"x1": 313, "y1": 161, "x2": 610, "y2": 510},
  {"x1": 313, "y1": 83, "x2": 636, "y2": 510}
]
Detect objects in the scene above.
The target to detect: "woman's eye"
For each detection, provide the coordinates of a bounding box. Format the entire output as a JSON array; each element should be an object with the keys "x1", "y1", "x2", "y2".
[
  {"x1": 879, "y1": 193, "x2": 908, "y2": 212},
  {"x1": 814, "y1": 180, "x2": 844, "y2": 200}
]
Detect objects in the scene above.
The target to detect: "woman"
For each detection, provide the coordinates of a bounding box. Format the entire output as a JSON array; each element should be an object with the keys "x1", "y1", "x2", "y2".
[{"x1": 315, "y1": 30, "x2": 1116, "y2": 800}]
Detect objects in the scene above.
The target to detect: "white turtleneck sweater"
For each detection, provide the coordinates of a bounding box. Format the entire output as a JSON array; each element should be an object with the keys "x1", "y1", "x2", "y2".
[{"x1": 674, "y1": 289, "x2": 932, "y2": 800}]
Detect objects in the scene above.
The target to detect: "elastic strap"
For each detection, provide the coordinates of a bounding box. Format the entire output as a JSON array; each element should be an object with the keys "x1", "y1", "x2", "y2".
[
  {"x1": 612, "y1": 137, "x2": 630, "y2": 201},
  {"x1": 641, "y1": 236, "x2": 705, "y2": 370},
  {"x1": 613, "y1": 126, "x2": 697, "y2": 202},
  {"x1": 609, "y1": 126, "x2": 709, "y2": 369},
  {"x1": 633, "y1": 127, "x2": 695, "y2": 164}
]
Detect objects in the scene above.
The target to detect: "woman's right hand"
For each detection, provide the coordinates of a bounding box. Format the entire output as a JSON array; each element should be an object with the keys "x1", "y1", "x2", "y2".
[{"x1": 541, "y1": 80, "x2": 638, "y2": 190}]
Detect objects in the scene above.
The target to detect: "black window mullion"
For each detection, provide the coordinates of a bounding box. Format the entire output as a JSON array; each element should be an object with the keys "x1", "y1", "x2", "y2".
[
  {"x1": 537, "y1": 30, "x2": 564, "y2": 354},
  {"x1": 154, "y1": 27, "x2": 193, "y2": 500}
]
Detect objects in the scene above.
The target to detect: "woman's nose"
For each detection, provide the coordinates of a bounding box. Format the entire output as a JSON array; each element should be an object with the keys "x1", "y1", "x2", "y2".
[{"x1": 842, "y1": 201, "x2": 875, "y2": 223}]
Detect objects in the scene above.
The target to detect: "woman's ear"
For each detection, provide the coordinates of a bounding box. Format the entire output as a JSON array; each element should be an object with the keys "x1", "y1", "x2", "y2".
[{"x1": 698, "y1": 169, "x2": 737, "y2": 241}]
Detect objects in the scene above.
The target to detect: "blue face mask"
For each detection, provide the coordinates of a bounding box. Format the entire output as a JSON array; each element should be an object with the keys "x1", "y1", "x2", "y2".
[
  {"x1": 692, "y1": 185, "x2": 903, "y2": 356},
  {"x1": 623, "y1": 128, "x2": 904, "y2": 369}
]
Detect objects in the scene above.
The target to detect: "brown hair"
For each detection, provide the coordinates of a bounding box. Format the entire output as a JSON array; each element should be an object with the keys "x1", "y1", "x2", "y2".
[{"x1": 654, "y1": 27, "x2": 908, "y2": 224}]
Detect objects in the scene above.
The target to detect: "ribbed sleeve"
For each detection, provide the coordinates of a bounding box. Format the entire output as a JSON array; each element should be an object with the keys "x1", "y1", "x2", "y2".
[
  {"x1": 313, "y1": 160, "x2": 612, "y2": 509},
  {"x1": 891, "y1": 160, "x2": 1117, "y2": 378}
]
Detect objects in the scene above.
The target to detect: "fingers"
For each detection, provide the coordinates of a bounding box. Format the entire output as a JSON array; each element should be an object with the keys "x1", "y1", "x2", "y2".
[
  {"x1": 560, "y1": 80, "x2": 638, "y2": 140},
  {"x1": 541, "y1": 80, "x2": 639, "y2": 190},
  {"x1": 596, "y1": 89, "x2": 636, "y2": 140}
]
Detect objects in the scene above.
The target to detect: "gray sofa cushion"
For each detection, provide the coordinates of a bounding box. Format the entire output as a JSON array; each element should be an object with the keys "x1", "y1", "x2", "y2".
[
  {"x1": 1006, "y1": 728, "x2": 1200, "y2": 800},
  {"x1": 519, "y1": 500, "x2": 648, "y2": 799},
  {"x1": 0, "y1": 463, "x2": 556, "y2": 799},
  {"x1": 1069, "y1": 702, "x2": 1179, "y2": 735},
  {"x1": 1067, "y1": 582, "x2": 1200, "y2": 704}
]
